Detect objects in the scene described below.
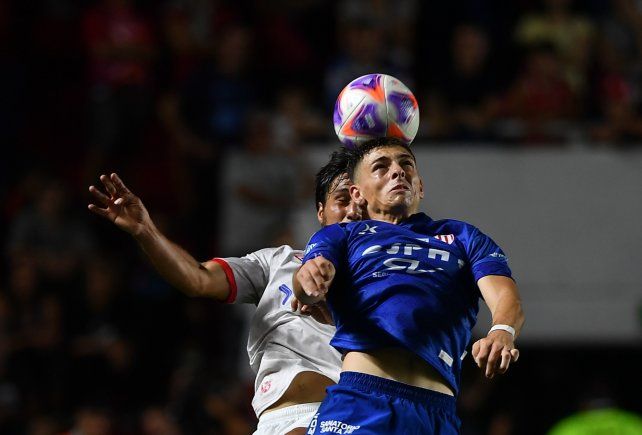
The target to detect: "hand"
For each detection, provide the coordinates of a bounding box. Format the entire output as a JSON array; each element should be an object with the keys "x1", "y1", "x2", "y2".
[
  {"x1": 291, "y1": 298, "x2": 334, "y2": 325},
  {"x1": 88, "y1": 173, "x2": 150, "y2": 236},
  {"x1": 295, "y1": 256, "x2": 335, "y2": 300},
  {"x1": 472, "y1": 330, "x2": 519, "y2": 379}
]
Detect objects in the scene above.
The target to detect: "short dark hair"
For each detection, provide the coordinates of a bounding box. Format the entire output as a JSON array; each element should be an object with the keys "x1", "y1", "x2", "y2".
[
  {"x1": 315, "y1": 149, "x2": 351, "y2": 210},
  {"x1": 345, "y1": 137, "x2": 415, "y2": 181}
]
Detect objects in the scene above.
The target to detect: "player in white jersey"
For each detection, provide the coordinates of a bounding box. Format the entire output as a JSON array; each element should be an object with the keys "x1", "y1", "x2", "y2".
[{"x1": 87, "y1": 151, "x2": 361, "y2": 434}]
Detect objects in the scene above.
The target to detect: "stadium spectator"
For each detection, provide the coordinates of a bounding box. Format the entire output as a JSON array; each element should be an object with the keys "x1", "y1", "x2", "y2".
[
  {"x1": 160, "y1": 23, "x2": 254, "y2": 256},
  {"x1": 219, "y1": 111, "x2": 303, "y2": 257},
  {"x1": 67, "y1": 256, "x2": 135, "y2": 410},
  {"x1": 325, "y1": 2, "x2": 412, "y2": 108},
  {"x1": 4, "y1": 256, "x2": 65, "y2": 418},
  {"x1": 67, "y1": 406, "x2": 113, "y2": 435},
  {"x1": 140, "y1": 406, "x2": 183, "y2": 435},
  {"x1": 272, "y1": 85, "x2": 327, "y2": 149},
  {"x1": 82, "y1": 0, "x2": 156, "y2": 172},
  {"x1": 427, "y1": 24, "x2": 501, "y2": 141},
  {"x1": 515, "y1": 0, "x2": 595, "y2": 97},
  {"x1": 548, "y1": 381, "x2": 642, "y2": 434},
  {"x1": 589, "y1": 35, "x2": 642, "y2": 144},
  {"x1": 6, "y1": 180, "x2": 94, "y2": 288},
  {"x1": 588, "y1": 0, "x2": 642, "y2": 145},
  {"x1": 252, "y1": 0, "x2": 319, "y2": 85},
  {"x1": 500, "y1": 44, "x2": 577, "y2": 143}
]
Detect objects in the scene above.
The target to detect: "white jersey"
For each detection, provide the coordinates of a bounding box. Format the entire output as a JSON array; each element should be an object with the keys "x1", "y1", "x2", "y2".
[{"x1": 215, "y1": 245, "x2": 342, "y2": 417}]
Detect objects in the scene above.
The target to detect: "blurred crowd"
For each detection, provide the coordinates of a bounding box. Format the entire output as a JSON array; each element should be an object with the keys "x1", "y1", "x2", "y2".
[{"x1": 1, "y1": 0, "x2": 642, "y2": 433}]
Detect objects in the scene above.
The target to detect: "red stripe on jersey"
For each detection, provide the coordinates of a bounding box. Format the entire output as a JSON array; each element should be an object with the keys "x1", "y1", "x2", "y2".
[{"x1": 211, "y1": 258, "x2": 237, "y2": 303}]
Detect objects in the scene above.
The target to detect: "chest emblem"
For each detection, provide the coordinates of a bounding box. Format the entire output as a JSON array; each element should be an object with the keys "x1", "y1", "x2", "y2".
[
  {"x1": 260, "y1": 379, "x2": 272, "y2": 394},
  {"x1": 434, "y1": 234, "x2": 455, "y2": 244}
]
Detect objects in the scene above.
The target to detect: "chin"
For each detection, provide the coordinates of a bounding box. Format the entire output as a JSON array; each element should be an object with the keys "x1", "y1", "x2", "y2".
[{"x1": 387, "y1": 197, "x2": 412, "y2": 209}]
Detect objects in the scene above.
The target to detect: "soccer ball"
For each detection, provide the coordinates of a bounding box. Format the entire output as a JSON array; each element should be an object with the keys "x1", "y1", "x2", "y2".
[{"x1": 333, "y1": 73, "x2": 419, "y2": 149}]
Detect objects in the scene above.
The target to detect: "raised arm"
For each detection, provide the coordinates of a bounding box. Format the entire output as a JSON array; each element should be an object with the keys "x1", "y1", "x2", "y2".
[
  {"x1": 88, "y1": 173, "x2": 230, "y2": 301},
  {"x1": 472, "y1": 275, "x2": 525, "y2": 378}
]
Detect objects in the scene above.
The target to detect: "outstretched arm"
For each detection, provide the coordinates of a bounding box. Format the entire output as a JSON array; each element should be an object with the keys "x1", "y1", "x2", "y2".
[
  {"x1": 292, "y1": 256, "x2": 335, "y2": 306},
  {"x1": 472, "y1": 275, "x2": 524, "y2": 378},
  {"x1": 88, "y1": 173, "x2": 230, "y2": 300}
]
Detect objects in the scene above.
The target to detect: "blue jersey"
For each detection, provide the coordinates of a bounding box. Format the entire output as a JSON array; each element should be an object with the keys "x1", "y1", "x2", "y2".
[{"x1": 302, "y1": 213, "x2": 512, "y2": 394}]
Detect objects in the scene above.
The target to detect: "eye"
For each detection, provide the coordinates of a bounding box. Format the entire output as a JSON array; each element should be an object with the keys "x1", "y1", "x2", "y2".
[
  {"x1": 373, "y1": 164, "x2": 386, "y2": 171},
  {"x1": 401, "y1": 160, "x2": 414, "y2": 170}
]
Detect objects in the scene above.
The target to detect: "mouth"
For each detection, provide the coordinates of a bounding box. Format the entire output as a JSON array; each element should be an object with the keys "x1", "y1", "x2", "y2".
[{"x1": 390, "y1": 183, "x2": 410, "y2": 193}]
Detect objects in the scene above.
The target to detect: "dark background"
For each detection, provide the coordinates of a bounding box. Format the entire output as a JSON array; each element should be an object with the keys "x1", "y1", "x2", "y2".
[{"x1": 1, "y1": 0, "x2": 641, "y2": 433}]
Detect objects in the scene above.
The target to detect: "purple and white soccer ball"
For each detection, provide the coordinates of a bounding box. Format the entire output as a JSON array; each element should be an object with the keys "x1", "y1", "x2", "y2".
[{"x1": 333, "y1": 73, "x2": 420, "y2": 149}]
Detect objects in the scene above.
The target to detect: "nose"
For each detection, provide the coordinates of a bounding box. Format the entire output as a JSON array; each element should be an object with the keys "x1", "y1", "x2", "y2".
[
  {"x1": 343, "y1": 201, "x2": 362, "y2": 222},
  {"x1": 390, "y1": 161, "x2": 406, "y2": 180}
]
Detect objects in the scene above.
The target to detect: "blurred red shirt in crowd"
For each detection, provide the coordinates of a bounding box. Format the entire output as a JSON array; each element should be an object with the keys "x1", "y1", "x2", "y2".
[{"x1": 82, "y1": 0, "x2": 155, "y2": 87}]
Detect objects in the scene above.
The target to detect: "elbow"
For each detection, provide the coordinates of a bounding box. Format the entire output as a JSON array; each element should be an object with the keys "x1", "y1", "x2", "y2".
[{"x1": 179, "y1": 283, "x2": 205, "y2": 298}]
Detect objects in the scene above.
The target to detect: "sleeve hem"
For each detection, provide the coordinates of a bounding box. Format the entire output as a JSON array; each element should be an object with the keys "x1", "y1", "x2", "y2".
[{"x1": 211, "y1": 258, "x2": 237, "y2": 303}]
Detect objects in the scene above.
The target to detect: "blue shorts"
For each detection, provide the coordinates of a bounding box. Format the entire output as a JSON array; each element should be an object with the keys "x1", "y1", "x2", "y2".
[{"x1": 307, "y1": 372, "x2": 460, "y2": 435}]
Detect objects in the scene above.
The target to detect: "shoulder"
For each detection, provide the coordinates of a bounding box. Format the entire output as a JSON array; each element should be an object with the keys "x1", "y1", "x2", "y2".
[
  {"x1": 437, "y1": 218, "x2": 477, "y2": 231},
  {"x1": 309, "y1": 223, "x2": 350, "y2": 241},
  {"x1": 250, "y1": 245, "x2": 297, "y2": 263}
]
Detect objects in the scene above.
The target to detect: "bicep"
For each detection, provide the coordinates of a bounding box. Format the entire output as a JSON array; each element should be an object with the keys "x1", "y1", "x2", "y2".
[{"x1": 477, "y1": 275, "x2": 519, "y2": 313}]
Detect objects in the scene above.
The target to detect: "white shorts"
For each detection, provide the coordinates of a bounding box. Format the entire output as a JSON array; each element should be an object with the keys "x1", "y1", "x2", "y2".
[{"x1": 253, "y1": 403, "x2": 321, "y2": 435}]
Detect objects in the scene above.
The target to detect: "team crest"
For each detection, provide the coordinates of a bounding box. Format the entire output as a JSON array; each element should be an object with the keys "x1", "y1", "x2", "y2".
[
  {"x1": 434, "y1": 234, "x2": 455, "y2": 244},
  {"x1": 260, "y1": 379, "x2": 272, "y2": 394}
]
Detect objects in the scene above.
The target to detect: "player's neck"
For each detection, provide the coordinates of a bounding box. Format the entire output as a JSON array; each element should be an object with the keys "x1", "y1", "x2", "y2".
[{"x1": 368, "y1": 204, "x2": 416, "y2": 224}]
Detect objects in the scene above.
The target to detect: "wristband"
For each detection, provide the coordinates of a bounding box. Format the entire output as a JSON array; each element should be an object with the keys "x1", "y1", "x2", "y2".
[{"x1": 489, "y1": 324, "x2": 515, "y2": 338}]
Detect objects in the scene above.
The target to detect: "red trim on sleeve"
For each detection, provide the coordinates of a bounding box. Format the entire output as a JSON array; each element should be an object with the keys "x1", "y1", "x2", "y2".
[{"x1": 210, "y1": 258, "x2": 237, "y2": 303}]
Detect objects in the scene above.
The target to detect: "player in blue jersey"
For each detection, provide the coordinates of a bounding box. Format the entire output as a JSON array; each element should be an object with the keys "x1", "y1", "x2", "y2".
[{"x1": 294, "y1": 137, "x2": 524, "y2": 434}]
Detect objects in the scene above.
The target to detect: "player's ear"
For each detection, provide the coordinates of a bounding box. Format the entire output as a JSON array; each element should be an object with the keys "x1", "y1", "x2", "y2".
[
  {"x1": 316, "y1": 202, "x2": 325, "y2": 225},
  {"x1": 418, "y1": 177, "x2": 425, "y2": 200},
  {"x1": 350, "y1": 185, "x2": 366, "y2": 207}
]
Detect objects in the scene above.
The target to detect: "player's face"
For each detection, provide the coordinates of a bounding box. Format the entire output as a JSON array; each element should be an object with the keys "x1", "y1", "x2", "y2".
[
  {"x1": 351, "y1": 145, "x2": 424, "y2": 217},
  {"x1": 318, "y1": 174, "x2": 363, "y2": 226}
]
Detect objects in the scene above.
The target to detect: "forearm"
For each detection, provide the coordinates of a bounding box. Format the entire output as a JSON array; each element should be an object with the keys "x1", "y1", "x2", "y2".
[
  {"x1": 488, "y1": 287, "x2": 524, "y2": 338},
  {"x1": 134, "y1": 222, "x2": 228, "y2": 300},
  {"x1": 478, "y1": 275, "x2": 525, "y2": 337}
]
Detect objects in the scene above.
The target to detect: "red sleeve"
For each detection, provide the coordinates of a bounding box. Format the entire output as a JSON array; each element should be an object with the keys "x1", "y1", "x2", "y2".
[{"x1": 210, "y1": 258, "x2": 237, "y2": 303}]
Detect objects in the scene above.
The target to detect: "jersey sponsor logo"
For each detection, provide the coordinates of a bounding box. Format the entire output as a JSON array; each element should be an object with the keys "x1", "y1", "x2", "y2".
[
  {"x1": 319, "y1": 420, "x2": 361, "y2": 434},
  {"x1": 362, "y1": 243, "x2": 452, "y2": 275},
  {"x1": 434, "y1": 234, "x2": 455, "y2": 244},
  {"x1": 307, "y1": 413, "x2": 319, "y2": 434},
  {"x1": 278, "y1": 284, "x2": 293, "y2": 305},
  {"x1": 372, "y1": 271, "x2": 390, "y2": 278},
  {"x1": 383, "y1": 258, "x2": 441, "y2": 274},
  {"x1": 358, "y1": 224, "x2": 378, "y2": 235}
]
